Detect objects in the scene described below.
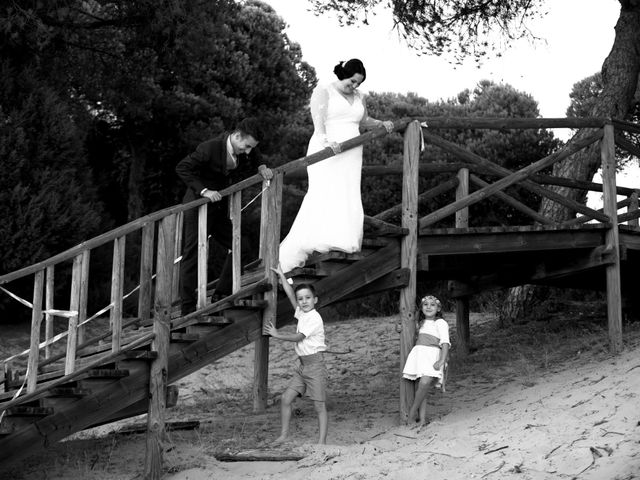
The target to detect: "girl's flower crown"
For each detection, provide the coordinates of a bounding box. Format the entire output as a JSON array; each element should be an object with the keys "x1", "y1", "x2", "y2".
[{"x1": 420, "y1": 295, "x2": 441, "y2": 311}]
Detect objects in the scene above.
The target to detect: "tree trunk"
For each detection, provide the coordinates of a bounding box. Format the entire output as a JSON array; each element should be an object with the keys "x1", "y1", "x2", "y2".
[{"x1": 500, "y1": 1, "x2": 640, "y2": 323}]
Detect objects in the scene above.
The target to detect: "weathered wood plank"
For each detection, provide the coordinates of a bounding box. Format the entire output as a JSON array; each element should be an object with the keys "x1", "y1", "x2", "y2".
[
  {"x1": 399, "y1": 121, "x2": 420, "y2": 420},
  {"x1": 65, "y1": 254, "x2": 83, "y2": 375},
  {"x1": 374, "y1": 176, "x2": 459, "y2": 223},
  {"x1": 44, "y1": 266, "x2": 54, "y2": 359},
  {"x1": 197, "y1": 203, "x2": 208, "y2": 311},
  {"x1": 420, "y1": 130, "x2": 609, "y2": 227},
  {"x1": 254, "y1": 173, "x2": 282, "y2": 413},
  {"x1": 230, "y1": 191, "x2": 242, "y2": 293},
  {"x1": 138, "y1": 222, "x2": 155, "y2": 327},
  {"x1": 110, "y1": 237, "x2": 125, "y2": 353},
  {"x1": 454, "y1": 167, "x2": 471, "y2": 356},
  {"x1": 145, "y1": 214, "x2": 176, "y2": 479},
  {"x1": 601, "y1": 124, "x2": 623, "y2": 353},
  {"x1": 469, "y1": 173, "x2": 555, "y2": 226},
  {"x1": 26, "y1": 270, "x2": 45, "y2": 393}
]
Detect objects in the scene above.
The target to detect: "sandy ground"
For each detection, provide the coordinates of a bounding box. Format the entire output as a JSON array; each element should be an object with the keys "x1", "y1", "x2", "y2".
[{"x1": 6, "y1": 311, "x2": 640, "y2": 480}]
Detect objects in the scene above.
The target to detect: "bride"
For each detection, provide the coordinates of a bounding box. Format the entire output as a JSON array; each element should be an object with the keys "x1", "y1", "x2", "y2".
[{"x1": 279, "y1": 59, "x2": 394, "y2": 273}]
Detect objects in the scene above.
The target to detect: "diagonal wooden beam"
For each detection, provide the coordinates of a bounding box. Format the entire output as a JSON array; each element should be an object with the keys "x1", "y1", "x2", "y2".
[
  {"x1": 420, "y1": 129, "x2": 608, "y2": 228},
  {"x1": 419, "y1": 130, "x2": 607, "y2": 228},
  {"x1": 469, "y1": 174, "x2": 555, "y2": 225}
]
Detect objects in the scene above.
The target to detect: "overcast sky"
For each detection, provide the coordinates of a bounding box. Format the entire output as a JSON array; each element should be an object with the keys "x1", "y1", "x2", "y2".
[{"x1": 264, "y1": 0, "x2": 620, "y2": 119}]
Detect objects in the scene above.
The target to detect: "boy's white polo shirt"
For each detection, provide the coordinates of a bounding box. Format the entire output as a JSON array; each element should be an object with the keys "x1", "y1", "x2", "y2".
[{"x1": 293, "y1": 307, "x2": 326, "y2": 357}]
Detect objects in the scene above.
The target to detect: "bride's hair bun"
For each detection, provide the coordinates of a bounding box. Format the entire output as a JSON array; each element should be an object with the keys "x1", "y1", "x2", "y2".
[{"x1": 333, "y1": 58, "x2": 367, "y2": 82}]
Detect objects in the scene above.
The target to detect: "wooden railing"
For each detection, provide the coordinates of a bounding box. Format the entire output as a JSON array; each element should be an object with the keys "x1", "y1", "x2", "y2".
[{"x1": 1, "y1": 116, "x2": 638, "y2": 399}]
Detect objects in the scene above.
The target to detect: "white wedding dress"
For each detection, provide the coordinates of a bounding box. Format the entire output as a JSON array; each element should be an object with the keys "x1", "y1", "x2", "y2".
[{"x1": 279, "y1": 83, "x2": 365, "y2": 273}]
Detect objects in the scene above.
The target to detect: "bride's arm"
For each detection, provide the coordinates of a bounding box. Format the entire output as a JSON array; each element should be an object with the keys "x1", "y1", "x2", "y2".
[
  {"x1": 360, "y1": 95, "x2": 394, "y2": 133},
  {"x1": 310, "y1": 85, "x2": 341, "y2": 153},
  {"x1": 310, "y1": 85, "x2": 330, "y2": 145}
]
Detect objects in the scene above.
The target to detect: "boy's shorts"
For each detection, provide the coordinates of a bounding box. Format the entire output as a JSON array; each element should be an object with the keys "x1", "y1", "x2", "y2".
[{"x1": 287, "y1": 353, "x2": 327, "y2": 402}]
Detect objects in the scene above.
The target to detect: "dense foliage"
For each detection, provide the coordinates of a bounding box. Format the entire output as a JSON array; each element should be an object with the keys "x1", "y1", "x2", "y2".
[{"x1": 0, "y1": 0, "x2": 315, "y2": 321}]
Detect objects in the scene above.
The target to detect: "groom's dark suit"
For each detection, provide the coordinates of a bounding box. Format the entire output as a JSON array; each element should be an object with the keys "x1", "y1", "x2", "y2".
[{"x1": 176, "y1": 133, "x2": 262, "y2": 314}]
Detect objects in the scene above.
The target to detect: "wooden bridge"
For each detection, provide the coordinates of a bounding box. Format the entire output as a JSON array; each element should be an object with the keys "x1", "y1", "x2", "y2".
[{"x1": 0, "y1": 117, "x2": 638, "y2": 477}]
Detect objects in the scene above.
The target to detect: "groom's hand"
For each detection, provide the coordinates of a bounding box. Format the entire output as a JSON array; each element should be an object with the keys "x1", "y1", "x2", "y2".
[
  {"x1": 201, "y1": 188, "x2": 222, "y2": 202},
  {"x1": 258, "y1": 164, "x2": 273, "y2": 181}
]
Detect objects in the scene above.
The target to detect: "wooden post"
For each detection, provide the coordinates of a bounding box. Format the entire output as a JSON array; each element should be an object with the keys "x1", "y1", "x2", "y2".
[
  {"x1": 44, "y1": 266, "x2": 54, "y2": 359},
  {"x1": 65, "y1": 254, "x2": 83, "y2": 375},
  {"x1": 77, "y1": 250, "x2": 90, "y2": 345},
  {"x1": 601, "y1": 124, "x2": 623, "y2": 354},
  {"x1": 172, "y1": 212, "x2": 183, "y2": 303},
  {"x1": 454, "y1": 167, "x2": 471, "y2": 356},
  {"x1": 399, "y1": 121, "x2": 420, "y2": 420},
  {"x1": 139, "y1": 222, "x2": 155, "y2": 326},
  {"x1": 144, "y1": 214, "x2": 176, "y2": 480},
  {"x1": 110, "y1": 236, "x2": 126, "y2": 353},
  {"x1": 253, "y1": 173, "x2": 283, "y2": 413},
  {"x1": 26, "y1": 269, "x2": 44, "y2": 393},
  {"x1": 197, "y1": 204, "x2": 208, "y2": 310},
  {"x1": 628, "y1": 191, "x2": 639, "y2": 227},
  {"x1": 230, "y1": 191, "x2": 242, "y2": 293}
]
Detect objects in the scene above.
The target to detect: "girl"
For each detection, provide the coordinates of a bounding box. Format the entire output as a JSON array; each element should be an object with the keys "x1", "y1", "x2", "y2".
[{"x1": 402, "y1": 295, "x2": 450, "y2": 428}]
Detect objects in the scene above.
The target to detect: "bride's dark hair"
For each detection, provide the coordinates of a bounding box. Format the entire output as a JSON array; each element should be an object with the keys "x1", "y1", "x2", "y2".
[{"x1": 333, "y1": 58, "x2": 367, "y2": 82}]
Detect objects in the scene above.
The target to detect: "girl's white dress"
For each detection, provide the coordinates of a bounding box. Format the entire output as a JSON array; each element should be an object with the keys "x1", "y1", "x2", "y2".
[
  {"x1": 402, "y1": 317, "x2": 450, "y2": 380},
  {"x1": 279, "y1": 83, "x2": 365, "y2": 273}
]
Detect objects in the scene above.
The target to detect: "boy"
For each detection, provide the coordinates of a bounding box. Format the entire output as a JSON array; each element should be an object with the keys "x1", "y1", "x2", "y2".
[{"x1": 266, "y1": 264, "x2": 328, "y2": 445}]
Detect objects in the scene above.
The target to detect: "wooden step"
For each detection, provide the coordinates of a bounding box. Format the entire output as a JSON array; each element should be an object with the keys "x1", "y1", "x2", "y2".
[
  {"x1": 180, "y1": 316, "x2": 233, "y2": 328},
  {"x1": 4, "y1": 406, "x2": 53, "y2": 417},
  {"x1": 170, "y1": 332, "x2": 200, "y2": 343}
]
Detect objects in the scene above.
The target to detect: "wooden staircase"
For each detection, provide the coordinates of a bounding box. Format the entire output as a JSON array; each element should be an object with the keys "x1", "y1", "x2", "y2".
[{"x1": 0, "y1": 231, "x2": 406, "y2": 469}]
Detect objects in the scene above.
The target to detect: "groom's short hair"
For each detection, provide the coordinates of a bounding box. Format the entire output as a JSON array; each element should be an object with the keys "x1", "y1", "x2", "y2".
[{"x1": 234, "y1": 117, "x2": 263, "y2": 142}]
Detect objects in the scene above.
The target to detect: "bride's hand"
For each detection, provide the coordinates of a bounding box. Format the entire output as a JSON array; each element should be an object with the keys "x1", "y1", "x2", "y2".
[
  {"x1": 382, "y1": 120, "x2": 394, "y2": 133},
  {"x1": 327, "y1": 141, "x2": 341, "y2": 154}
]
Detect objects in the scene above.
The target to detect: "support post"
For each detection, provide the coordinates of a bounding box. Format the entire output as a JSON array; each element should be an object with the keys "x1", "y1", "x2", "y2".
[
  {"x1": 172, "y1": 212, "x2": 183, "y2": 302},
  {"x1": 197, "y1": 204, "x2": 208, "y2": 310},
  {"x1": 601, "y1": 123, "x2": 622, "y2": 353},
  {"x1": 26, "y1": 269, "x2": 44, "y2": 393},
  {"x1": 44, "y1": 266, "x2": 54, "y2": 359},
  {"x1": 230, "y1": 191, "x2": 242, "y2": 293},
  {"x1": 454, "y1": 167, "x2": 470, "y2": 356},
  {"x1": 254, "y1": 173, "x2": 283, "y2": 413},
  {"x1": 399, "y1": 121, "x2": 420, "y2": 420},
  {"x1": 65, "y1": 254, "x2": 83, "y2": 375},
  {"x1": 144, "y1": 214, "x2": 176, "y2": 480},
  {"x1": 77, "y1": 250, "x2": 90, "y2": 345},
  {"x1": 110, "y1": 236, "x2": 126, "y2": 352},
  {"x1": 139, "y1": 222, "x2": 155, "y2": 326},
  {"x1": 628, "y1": 191, "x2": 639, "y2": 227}
]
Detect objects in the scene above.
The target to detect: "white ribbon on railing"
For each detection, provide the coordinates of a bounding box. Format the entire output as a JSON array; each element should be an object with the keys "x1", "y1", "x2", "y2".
[
  {"x1": 0, "y1": 249, "x2": 188, "y2": 364},
  {"x1": 0, "y1": 286, "x2": 32, "y2": 309},
  {"x1": 419, "y1": 121, "x2": 428, "y2": 152},
  {"x1": 241, "y1": 181, "x2": 270, "y2": 212}
]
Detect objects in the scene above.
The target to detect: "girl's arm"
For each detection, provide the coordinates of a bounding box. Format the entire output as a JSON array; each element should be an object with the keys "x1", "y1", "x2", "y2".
[
  {"x1": 359, "y1": 96, "x2": 394, "y2": 132},
  {"x1": 434, "y1": 343, "x2": 450, "y2": 370},
  {"x1": 271, "y1": 264, "x2": 297, "y2": 310}
]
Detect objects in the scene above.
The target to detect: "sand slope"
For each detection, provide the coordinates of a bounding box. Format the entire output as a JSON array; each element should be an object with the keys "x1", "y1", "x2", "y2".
[{"x1": 7, "y1": 312, "x2": 640, "y2": 480}]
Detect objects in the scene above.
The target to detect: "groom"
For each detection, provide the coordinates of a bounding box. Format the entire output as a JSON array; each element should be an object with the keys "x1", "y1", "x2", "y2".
[{"x1": 176, "y1": 117, "x2": 273, "y2": 315}]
